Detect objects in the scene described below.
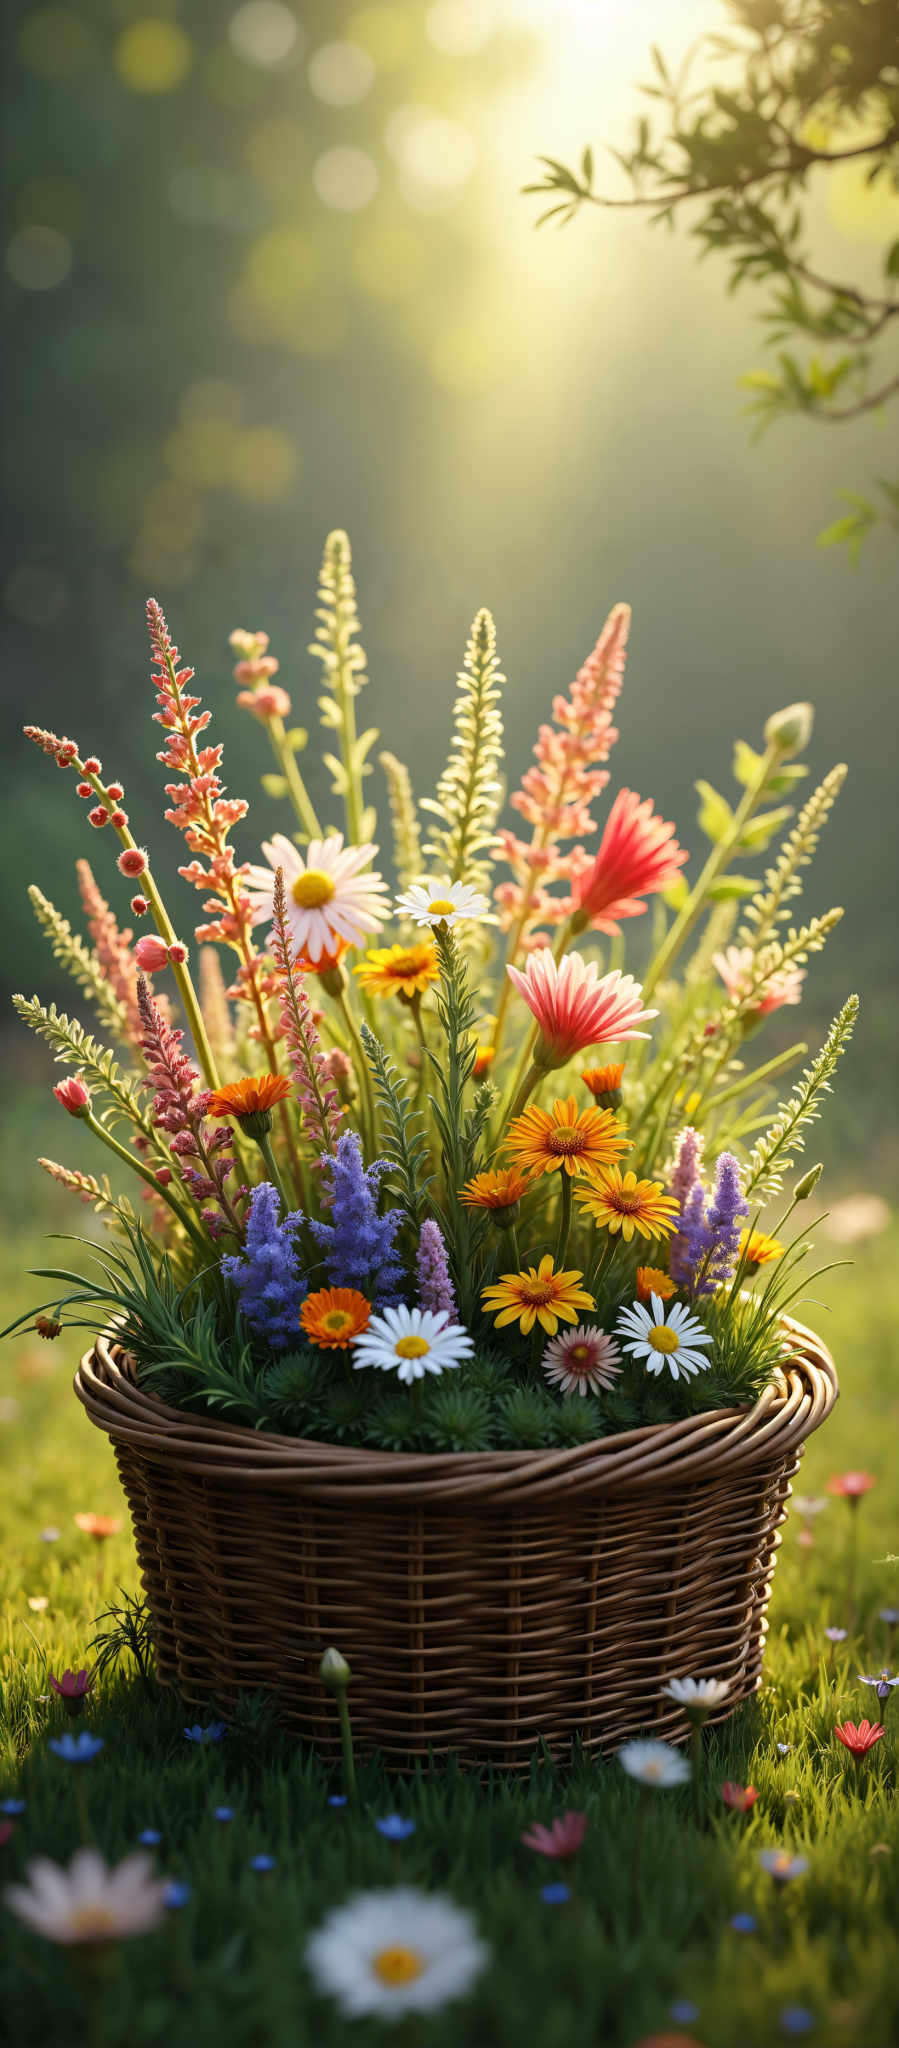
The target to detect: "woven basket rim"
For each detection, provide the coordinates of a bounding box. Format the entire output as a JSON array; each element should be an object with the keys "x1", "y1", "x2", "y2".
[{"x1": 74, "y1": 1318, "x2": 838, "y2": 1506}]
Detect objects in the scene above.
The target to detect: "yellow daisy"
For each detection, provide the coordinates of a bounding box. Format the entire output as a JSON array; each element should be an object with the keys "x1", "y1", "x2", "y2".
[
  {"x1": 739, "y1": 1228, "x2": 784, "y2": 1270},
  {"x1": 505, "y1": 1095, "x2": 630, "y2": 1181},
  {"x1": 354, "y1": 942, "x2": 440, "y2": 1000},
  {"x1": 577, "y1": 1167, "x2": 679, "y2": 1243},
  {"x1": 481, "y1": 1255, "x2": 595, "y2": 1337}
]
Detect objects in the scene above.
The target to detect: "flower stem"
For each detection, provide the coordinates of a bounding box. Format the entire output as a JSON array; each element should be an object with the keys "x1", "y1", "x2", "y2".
[
  {"x1": 555, "y1": 1172, "x2": 573, "y2": 1268},
  {"x1": 641, "y1": 742, "x2": 782, "y2": 1002},
  {"x1": 255, "y1": 1130, "x2": 296, "y2": 1219},
  {"x1": 265, "y1": 713, "x2": 322, "y2": 840},
  {"x1": 690, "y1": 1721, "x2": 704, "y2": 1828},
  {"x1": 629, "y1": 1786, "x2": 648, "y2": 1934},
  {"x1": 336, "y1": 1686, "x2": 358, "y2": 1807},
  {"x1": 83, "y1": 1114, "x2": 210, "y2": 1256},
  {"x1": 337, "y1": 993, "x2": 377, "y2": 1157}
]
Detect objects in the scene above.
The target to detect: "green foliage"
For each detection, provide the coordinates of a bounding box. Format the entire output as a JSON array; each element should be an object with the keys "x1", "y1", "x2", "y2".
[
  {"x1": 28, "y1": 886, "x2": 131, "y2": 1044},
  {"x1": 360, "y1": 1022, "x2": 433, "y2": 1230},
  {"x1": 526, "y1": 0, "x2": 899, "y2": 553},
  {"x1": 12, "y1": 995, "x2": 152, "y2": 1137},
  {"x1": 421, "y1": 608, "x2": 506, "y2": 891},
  {"x1": 746, "y1": 995, "x2": 859, "y2": 1200},
  {"x1": 309, "y1": 529, "x2": 377, "y2": 843},
  {"x1": 426, "y1": 927, "x2": 489, "y2": 1316},
  {"x1": 258, "y1": 1352, "x2": 330, "y2": 1434},
  {"x1": 89, "y1": 1590, "x2": 155, "y2": 1687}
]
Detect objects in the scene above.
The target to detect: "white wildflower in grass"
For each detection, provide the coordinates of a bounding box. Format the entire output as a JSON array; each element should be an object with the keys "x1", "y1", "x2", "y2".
[
  {"x1": 616, "y1": 1293, "x2": 713, "y2": 1382},
  {"x1": 352, "y1": 1306, "x2": 474, "y2": 1385},
  {"x1": 792, "y1": 1495, "x2": 828, "y2": 1518},
  {"x1": 394, "y1": 878, "x2": 491, "y2": 930},
  {"x1": 662, "y1": 1677, "x2": 731, "y2": 1715},
  {"x1": 4, "y1": 1849, "x2": 168, "y2": 1945},
  {"x1": 304, "y1": 1886, "x2": 489, "y2": 2019},
  {"x1": 757, "y1": 1849, "x2": 809, "y2": 1882},
  {"x1": 541, "y1": 1324, "x2": 622, "y2": 1398},
  {"x1": 617, "y1": 1740, "x2": 690, "y2": 1788},
  {"x1": 244, "y1": 832, "x2": 389, "y2": 962}
]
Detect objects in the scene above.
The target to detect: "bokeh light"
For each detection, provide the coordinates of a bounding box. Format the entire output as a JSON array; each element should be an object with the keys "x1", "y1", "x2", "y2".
[
  {"x1": 168, "y1": 165, "x2": 267, "y2": 233},
  {"x1": 16, "y1": 178, "x2": 86, "y2": 238},
  {"x1": 18, "y1": 7, "x2": 93, "y2": 78},
  {"x1": 426, "y1": 1, "x2": 494, "y2": 56},
  {"x1": 4, "y1": 563, "x2": 67, "y2": 627},
  {"x1": 313, "y1": 147, "x2": 379, "y2": 212},
  {"x1": 6, "y1": 225, "x2": 72, "y2": 291},
  {"x1": 353, "y1": 220, "x2": 426, "y2": 300},
  {"x1": 228, "y1": 426, "x2": 297, "y2": 501},
  {"x1": 308, "y1": 41, "x2": 376, "y2": 108},
  {"x1": 386, "y1": 105, "x2": 477, "y2": 209},
  {"x1": 115, "y1": 19, "x2": 192, "y2": 96},
  {"x1": 228, "y1": 3, "x2": 301, "y2": 70}
]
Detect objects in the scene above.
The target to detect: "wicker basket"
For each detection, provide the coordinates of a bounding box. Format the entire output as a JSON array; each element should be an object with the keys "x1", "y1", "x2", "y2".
[{"x1": 75, "y1": 1323, "x2": 837, "y2": 1770}]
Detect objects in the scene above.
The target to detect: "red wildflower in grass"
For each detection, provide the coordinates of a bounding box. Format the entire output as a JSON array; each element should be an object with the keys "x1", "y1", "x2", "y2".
[
  {"x1": 74, "y1": 1513, "x2": 122, "y2": 1540},
  {"x1": 827, "y1": 1471, "x2": 877, "y2": 1498},
  {"x1": 833, "y1": 1719, "x2": 885, "y2": 1758},
  {"x1": 521, "y1": 1812, "x2": 588, "y2": 1859},
  {"x1": 0, "y1": 1820, "x2": 15, "y2": 1847},
  {"x1": 35, "y1": 1317, "x2": 62, "y2": 1340},
  {"x1": 569, "y1": 788, "x2": 688, "y2": 936},
  {"x1": 49, "y1": 1670, "x2": 94, "y2": 1718},
  {"x1": 53, "y1": 1076, "x2": 91, "y2": 1118},
  {"x1": 721, "y1": 1781, "x2": 758, "y2": 1812}
]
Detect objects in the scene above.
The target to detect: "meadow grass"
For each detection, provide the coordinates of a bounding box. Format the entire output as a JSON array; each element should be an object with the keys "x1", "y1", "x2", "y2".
[{"x1": 1, "y1": 1189, "x2": 897, "y2": 2048}]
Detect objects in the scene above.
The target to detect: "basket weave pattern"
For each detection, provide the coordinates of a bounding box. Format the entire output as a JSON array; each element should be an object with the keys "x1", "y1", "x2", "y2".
[{"x1": 76, "y1": 1324, "x2": 837, "y2": 1768}]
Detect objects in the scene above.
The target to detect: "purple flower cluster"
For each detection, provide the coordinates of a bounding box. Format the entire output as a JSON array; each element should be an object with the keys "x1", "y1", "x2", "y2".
[
  {"x1": 221, "y1": 1182, "x2": 306, "y2": 1348},
  {"x1": 416, "y1": 1219, "x2": 456, "y2": 1320},
  {"x1": 670, "y1": 1135, "x2": 747, "y2": 1296},
  {"x1": 308, "y1": 1133, "x2": 404, "y2": 1306}
]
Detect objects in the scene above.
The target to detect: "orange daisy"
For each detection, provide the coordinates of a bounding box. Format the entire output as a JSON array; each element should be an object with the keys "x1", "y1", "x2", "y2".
[
  {"x1": 296, "y1": 937, "x2": 352, "y2": 977},
  {"x1": 582, "y1": 1063, "x2": 625, "y2": 1105},
  {"x1": 354, "y1": 942, "x2": 439, "y2": 1000},
  {"x1": 206, "y1": 1075, "x2": 292, "y2": 1122},
  {"x1": 473, "y1": 1044, "x2": 496, "y2": 1080},
  {"x1": 505, "y1": 1096, "x2": 630, "y2": 1181},
  {"x1": 739, "y1": 1228, "x2": 784, "y2": 1270},
  {"x1": 74, "y1": 1513, "x2": 122, "y2": 1540},
  {"x1": 460, "y1": 1166, "x2": 530, "y2": 1210},
  {"x1": 636, "y1": 1265, "x2": 677, "y2": 1303},
  {"x1": 301, "y1": 1287, "x2": 371, "y2": 1350},
  {"x1": 577, "y1": 1168, "x2": 679, "y2": 1244},
  {"x1": 481, "y1": 1256, "x2": 595, "y2": 1338}
]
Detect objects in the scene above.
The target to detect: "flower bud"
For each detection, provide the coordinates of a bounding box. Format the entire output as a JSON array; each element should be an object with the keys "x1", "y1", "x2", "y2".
[
  {"x1": 53, "y1": 1076, "x2": 91, "y2": 1118},
  {"x1": 35, "y1": 1316, "x2": 62, "y2": 1340},
  {"x1": 110, "y1": 809, "x2": 129, "y2": 829},
  {"x1": 167, "y1": 941, "x2": 188, "y2": 966},
  {"x1": 76, "y1": 782, "x2": 93, "y2": 798},
  {"x1": 106, "y1": 783, "x2": 124, "y2": 802},
  {"x1": 135, "y1": 936, "x2": 170, "y2": 972},
  {"x1": 763, "y1": 702, "x2": 814, "y2": 756},
  {"x1": 82, "y1": 757, "x2": 101, "y2": 775},
  {"x1": 117, "y1": 847, "x2": 148, "y2": 878},
  {"x1": 319, "y1": 1646, "x2": 351, "y2": 1692},
  {"x1": 131, "y1": 894, "x2": 149, "y2": 916},
  {"x1": 87, "y1": 806, "x2": 109, "y2": 828},
  {"x1": 794, "y1": 1163, "x2": 823, "y2": 1202}
]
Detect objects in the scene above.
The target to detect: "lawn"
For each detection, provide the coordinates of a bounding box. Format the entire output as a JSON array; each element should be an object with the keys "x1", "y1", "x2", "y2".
[{"x1": 1, "y1": 1173, "x2": 897, "y2": 2048}]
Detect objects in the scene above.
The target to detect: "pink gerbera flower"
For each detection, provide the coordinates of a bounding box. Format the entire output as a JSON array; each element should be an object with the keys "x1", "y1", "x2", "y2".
[
  {"x1": 507, "y1": 951, "x2": 656, "y2": 1070},
  {"x1": 712, "y1": 945, "x2": 804, "y2": 1016},
  {"x1": 570, "y1": 789, "x2": 687, "y2": 935},
  {"x1": 521, "y1": 1812, "x2": 588, "y2": 1859},
  {"x1": 542, "y1": 1324, "x2": 622, "y2": 1397}
]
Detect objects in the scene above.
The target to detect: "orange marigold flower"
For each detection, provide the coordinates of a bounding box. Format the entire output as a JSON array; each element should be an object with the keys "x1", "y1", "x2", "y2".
[
  {"x1": 296, "y1": 937, "x2": 352, "y2": 977},
  {"x1": 206, "y1": 1074, "x2": 292, "y2": 1134},
  {"x1": 505, "y1": 1096, "x2": 630, "y2": 1181},
  {"x1": 354, "y1": 941, "x2": 439, "y2": 1000},
  {"x1": 739, "y1": 1228, "x2": 784, "y2": 1269},
  {"x1": 582, "y1": 1063, "x2": 625, "y2": 1105},
  {"x1": 636, "y1": 1265, "x2": 676, "y2": 1303},
  {"x1": 301, "y1": 1287, "x2": 371, "y2": 1350},
  {"x1": 460, "y1": 1167, "x2": 530, "y2": 1210},
  {"x1": 577, "y1": 1167, "x2": 679, "y2": 1243},
  {"x1": 74, "y1": 1513, "x2": 122, "y2": 1540},
  {"x1": 481, "y1": 1255, "x2": 595, "y2": 1337},
  {"x1": 473, "y1": 1044, "x2": 496, "y2": 1079}
]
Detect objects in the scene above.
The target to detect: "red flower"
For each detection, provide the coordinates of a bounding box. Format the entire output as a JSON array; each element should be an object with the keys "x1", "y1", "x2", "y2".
[
  {"x1": 833, "y1": 1719, "x2": 885, "y2": 1758},
  {"x1": 49, "y1": 1669, "x2": 94, "y2": 1717},
  {"x1": 827, "y1": 1471, "x2": 877, "y2": 1499},
  {"x1": 721, "y1": 1781, "x2": 758, "y2": 1811},
  {"x1": 520, "y1": 1811, "x2": 587, "y2": 1859},
  {"x1": 135, "y1": 936, "x2": 171, "y2": 973},
  {"x1": 53, "y1": 1076, "x2": 91, "y2": 1118},
  {"x1": 73, "y1": 1513, "x2": 122, "y2": 1540},
  {"x1": 570, "y1": 788, "x2": 687, "y2": 935}
]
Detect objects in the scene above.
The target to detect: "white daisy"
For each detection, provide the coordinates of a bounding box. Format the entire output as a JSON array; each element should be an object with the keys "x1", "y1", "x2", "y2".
[
  {"x1": 394, "y1": 878, "x2": 491, "y2": 930},
  {"x1": 542, "y1": 1325, "x2": 622, "y2": 1398},
  {"x1": 352, "y1": 1305, "x2": 474, "y2": 1385},
  {"x1": 304, "y1": 1885, "x2": 489, "y2": 2019},
  {"x1": 662, "y1": 1676, "x2": 731, "y2": 1716},
  {"x1": 615, "y1": 1293, "x2": 713, "y2": 1382},
  {"x1": 243, "y1": 832, "x2": 390, "y2": 963},
  {"x1": 4, "y1": 1849, "x2": 168, "y2": 1945},
  {"x1": 617, "y1": 1740, "x2": 690, "y2": 1789}
]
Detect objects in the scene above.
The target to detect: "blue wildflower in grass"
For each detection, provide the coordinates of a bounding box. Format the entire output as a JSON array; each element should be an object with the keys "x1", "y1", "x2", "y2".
[
  {"x1": 309, "y1": 1134, "x2": 404, "y2": 1306},
  {"x1": 670, "y1": 2001, "x2": 700, "y2": 2025},
  {"x1": 374, "y1": 1815, "x2": 416, "y2": 1841},
  {"x1": 138, "y1": 1829, "x2": 162, "y2": 1846},
  {"x1": 48, "y1": 1732, "x2": 104, "y2": 1763},
  {"x1": 221, "y1": 1182, "x2": 306, "y2": 1349},
  {"x1": 165, "y1": 1881, "x2": 192, "y2": 1910},
  {"x1": 728, "y1": 1912, "x2": 758, "y2": 1934},
  {"x1": 250, "y1": 1854, "x2": 276, "y2": 1872},
  {"x1": 213, "y1": 1806, "x2": 234, "y2": 1822},
  {"x1": 184, "y1": 1721, "x2": 227, "y2": 1745},
  {"x1": 539, "y1": 1882, "x2": 571, "y2": 1905},
  {"x1": 416, "y1": 1219, "x2": 456, "y2": 1320},
  {"x1": 1, "y1": 1799, "x2": 26, "y2": 1815},
  {"x1": 327, "y1": 1794, "x2": 347, "y2": 1808},
  {"x1": 780, "y1": 2009, "x2": 815, "y2": 2037}
]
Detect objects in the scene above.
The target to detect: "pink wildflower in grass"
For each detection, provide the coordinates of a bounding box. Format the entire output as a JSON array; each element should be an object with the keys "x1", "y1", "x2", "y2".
[
  {"x1": 416, "y1": 1219, "x2": 456, "y2": 1321},
  {"x1": 569, "y1": 789, "x2": 688, "y2": 936},
  {"x1": 833, "y1": 1719, "x2": 884, "y2": 1758},
  {"x1": 713, "y1": 945, "x2": 805, "y2": 1016},
  {"x1": 521, "y1": 1812, "x2": 588, "y2": 1860},
  {"x1": 53, "y1": 1076, "x2": 91, "y2": 1118},
  {"x1": 507, "y1": 950, "x2": 656, "y2": 1070},
  {"x1": 496, "y1": 603, "x2": 630, "y2": 942},
  {"x1": 136, "y1": 976, "x2": 244, "y2": 1240},
  {"x1": 76, "y1": 859, "x2": 146, "y2": 1047},
  {"x1": 49, "y1": 1669, "x2": 94, "y2": 1718},
  {"x1": 541, "y1": 1325, "x2": 622, "y2": 1397},
  {"x1": 270, "y1": 868, "x2": 343, "y2": 1160}
]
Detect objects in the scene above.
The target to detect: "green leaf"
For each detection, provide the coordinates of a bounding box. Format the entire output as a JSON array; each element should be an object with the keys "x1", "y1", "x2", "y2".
[
  {"x1": 707, "y1": 876, "x2": 758, "y2": 901},
  {"x1": 732, "y1": 739, "x2": 763, "y2": 788},
  {"x1": 662, "y1": 874, "x2": 690, "y2": 912},
  {"x1": 260, "y1": 773, "x2": 288, "y2": 799},
  {"x1": 737, "y1": 805, "x2": 794, "y2": 852},
  {"x1": 286, "y1": 727, "x2": 308, "y2": 753},
  {"x1": 695, "y1": 779, "x2": 734, "y2": 843}
]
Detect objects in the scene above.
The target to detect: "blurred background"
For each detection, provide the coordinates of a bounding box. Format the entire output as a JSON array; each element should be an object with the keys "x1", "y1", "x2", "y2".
[{"x1": 1, "y1": 0, "x2": 897, "y2": 1246}]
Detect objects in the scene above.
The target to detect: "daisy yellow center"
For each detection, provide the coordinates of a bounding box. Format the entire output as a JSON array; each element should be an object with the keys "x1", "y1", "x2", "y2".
[
  {"x1": 324, "y1": 1310, "x2": 352, "y2": 1333},
  {"x1": 521, "y1": 1280, "x2": 555, "y2": 1305},
  {"x1": 395, "y1": 1335, "x2": 430, "y2": 1360},
  {"x1": 427, "y1": 898, "x2": 456, "y2": 915},
  {"x1": 547, "y1": 1129, "x2": 586, "y2": 1155},
  {"x1": 292, "y1": 868, "x2": 336, "y2": 909},
  {"x1": 569, "y1": 1345, "x2": 592, "y2": 1367},
  {"x1": 371, "y1": 1943, "x2": 426, "y2": 1987},
  {"x1": 610, "y1": 1190, "x2": 641, "y2": 1213},
  {"x1": 648, "y1": 1326, "x2": 680, "y2": 1354},
  {"x1": 66, "y1": 1903, "x2": 122, "y2": 1939}
]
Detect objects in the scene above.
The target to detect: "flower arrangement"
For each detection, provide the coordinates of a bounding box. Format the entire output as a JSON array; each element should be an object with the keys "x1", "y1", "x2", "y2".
[{"x1": 9, "y1": 532, "x2": 857, "y2": 1454}]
